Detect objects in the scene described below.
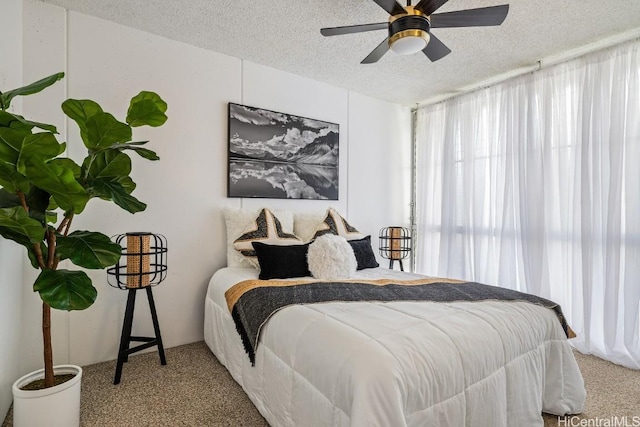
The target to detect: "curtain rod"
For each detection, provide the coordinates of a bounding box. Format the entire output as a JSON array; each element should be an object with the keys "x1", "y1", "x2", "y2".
[{"x1": 414, "y1": 27, "x2": 640, "y2": 111}]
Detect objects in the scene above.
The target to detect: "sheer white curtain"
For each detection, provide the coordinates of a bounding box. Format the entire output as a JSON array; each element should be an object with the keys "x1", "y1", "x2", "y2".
[{"x1": 415, "y1": 40, "x2": 640, "y2": 369}]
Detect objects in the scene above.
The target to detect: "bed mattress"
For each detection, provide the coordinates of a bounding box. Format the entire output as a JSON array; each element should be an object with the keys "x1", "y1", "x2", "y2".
[{"x1": 204, "y1": 267, "x2": 585, "y2": 427}]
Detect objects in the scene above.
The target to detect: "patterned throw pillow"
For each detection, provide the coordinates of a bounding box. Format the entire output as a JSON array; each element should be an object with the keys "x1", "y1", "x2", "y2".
[
  {"x1": 312, "y1": 208, "x2": 365, "y2": 241},
  {"x1": 233, "y1": 208, "x2": 301, "y2": 266},
  {"x1": 224, "y1": 207, "x2": 294, "y2": 268}
]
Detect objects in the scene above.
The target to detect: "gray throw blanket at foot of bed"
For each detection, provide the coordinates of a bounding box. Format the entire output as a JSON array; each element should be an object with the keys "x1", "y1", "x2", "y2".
[{"x1": 225, "y1": 278, "x2": 574, "y2": 365}]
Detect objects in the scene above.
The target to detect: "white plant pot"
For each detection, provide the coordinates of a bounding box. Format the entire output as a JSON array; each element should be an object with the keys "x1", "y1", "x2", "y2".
[{"x1": 12, "y1": 365, "x2": 82, "y2": 427}]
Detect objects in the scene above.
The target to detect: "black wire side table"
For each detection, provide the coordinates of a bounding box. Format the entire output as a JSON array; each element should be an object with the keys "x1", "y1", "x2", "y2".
[{"x1": 107, "y1": 232, "x2": 168, "y2": 385}]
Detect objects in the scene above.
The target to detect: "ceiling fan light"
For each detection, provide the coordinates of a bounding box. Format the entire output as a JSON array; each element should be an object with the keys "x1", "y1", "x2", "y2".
[{"x1": 389, "y1": 30, "x2": 430, "y2": 55}]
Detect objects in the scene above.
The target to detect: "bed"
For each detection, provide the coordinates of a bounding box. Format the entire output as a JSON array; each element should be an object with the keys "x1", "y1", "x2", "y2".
[{"x1": 203, "y1": 207, "x2": 585, "y2": 426}]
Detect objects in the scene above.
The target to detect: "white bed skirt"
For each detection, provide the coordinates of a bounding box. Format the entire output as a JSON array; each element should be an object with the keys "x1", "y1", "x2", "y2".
[{"x1": 204, "y1": 267, "x2": 585, "y2": 427}]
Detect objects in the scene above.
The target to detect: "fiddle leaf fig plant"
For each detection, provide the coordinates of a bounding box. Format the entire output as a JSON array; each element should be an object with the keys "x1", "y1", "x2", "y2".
[{"x1": 0, "y1": 73, "x2": 167, "y2": 388}]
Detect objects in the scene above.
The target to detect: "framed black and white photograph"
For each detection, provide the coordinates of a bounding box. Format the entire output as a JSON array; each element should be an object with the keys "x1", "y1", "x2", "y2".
[{"x1": 227, "y1": 103, "x2": 339, "y2": 200}]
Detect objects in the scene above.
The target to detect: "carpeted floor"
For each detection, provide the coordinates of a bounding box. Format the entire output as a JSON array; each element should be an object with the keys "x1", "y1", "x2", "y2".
[{"x1": 3, "y1": 341, "x2": 638, "y2": 426}]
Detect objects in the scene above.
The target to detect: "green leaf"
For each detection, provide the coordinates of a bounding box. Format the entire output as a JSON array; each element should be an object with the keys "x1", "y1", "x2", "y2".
[
  {"x1": 61, "y1": 99, "x2": 103, "y2": 132},
  {"x1": 57, "y1": 230, "x2": 122, "y2": 269},
  {"x1": 88, "y1": 175, "x2": 136, "y2": 198},
  {"x1": 11, "y1": 113, "x2": 57, "y2": 133},
  {"x1": 128, "y1": 147, "x2": 160, "y2": 161},
  {"x1": 16, "y1": 132, "x2": 66, "y2": 174},
  {"x1": 111, "y1": 188, "x2": 146, "y2": 213},
  {"x1": 99, "y1": 140, "x2": 148, "y2": 151},
  {"x1": 0, "y1": 111, "x2": 56, "y2": 133},
  {"x1": 0, "y1": 127, "x2": 32, "y2": 192},
  {"x1": 0, "y1": 188, "x2": 20, "y2": 208},
  {"x1": 0, "y1": 227, "x2": 45, "y2": 269},
  {"x1": 90, "y1": 141, "x2": 159, "y2": 161},
  {"x1": 27, "y1": 242, "x2": 47, "y2": 269},
  {"x1": 0, "y1": 127, "x2": 27, "y2": 164},
  {"x1": 26, "y1": 187, "x2": 51, "y2": 225},
  {"x1": 0, "y1": 111, "x2": 25, "y2": 128},
  {"x1": 22, "y1": 159, "x2": 89, "y2": 214},
  {"x1": 126, "y1": 91, "x2": 168, "y2": 127},
  {"x1": 89, "y1": 179, "x2": 146, "y2": 213},
  {"x1": 0, "y1": 226, "x2": 34, "y2": 250},
  {"x1": 0, "y1": 73, "x2": 64, "y2": 110},
  {"x1": 45, "y1": 211, "x2": 58, "y2": 224},
  {"x1": 33, "y1": 269, "x2": 97, "y2": 311},
  {"x1": 0, "y1": 161, "x2": 30, "y2": 193},
  {"x1": 116, "y1": 175, "x2": 136, "y2": 194},
  {"x1": 47, "y1": 197, "x2": 59, "y2": 211},
  {"x1": 0, "y1": 206, "x2": 46, "y2": 243},
  {"x1": 84, "y1": 112, "x2": 132, "y2": 149},
  {"x1": 50, "y1": 158, "x2": 82, "y2": 179},
  {"x1": 62, "y1": 99, "x2": 103, "y2": 147},
  {"x1": 83, "y1": 150, "x2": 132, "y2": 180}
]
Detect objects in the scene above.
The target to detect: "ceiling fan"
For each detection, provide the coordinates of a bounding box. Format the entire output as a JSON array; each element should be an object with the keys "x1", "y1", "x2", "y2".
[{"x1": 320, "y1": 0, "x2": 509, "y2": 64}]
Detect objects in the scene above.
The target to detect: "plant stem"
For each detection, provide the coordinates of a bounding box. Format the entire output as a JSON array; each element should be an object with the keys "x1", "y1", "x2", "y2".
[
  {"x1": 52, "y1": 214, "x2": 73, "y2": 269},
  {"x1": 56, "y1": 216, "x2": 70, "y2": 234},
  {"x1": 18, "y1": 191, "x2": 54, "y2": 386},
  {"x1": 56, "y1": 213, "x2": 74, "y2": 235},
  {"x1": 63, "y1": 213, "x2": 74, "y2": 236},
  {"x1": 42, "y1": 302, "x2": 54, "y2": 388},
  {"x1": 17, "y1": 191, "x2": 47, "y2": 269},
  {"x1": 46, "y1": 229, "x2": 56, "y2": 269}
]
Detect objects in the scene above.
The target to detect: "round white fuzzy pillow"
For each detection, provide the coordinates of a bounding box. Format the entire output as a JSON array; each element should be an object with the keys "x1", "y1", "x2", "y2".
[{"x1": 307, "y1": 234, "x2": 357, "y2": 280}]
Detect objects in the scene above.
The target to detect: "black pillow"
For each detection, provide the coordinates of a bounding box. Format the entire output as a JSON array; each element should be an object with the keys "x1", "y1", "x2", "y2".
[
  {"x1": 252, "y1": 242, "x2": 311, "y2": 280},
  {"x1": 348, "y1": 236, "x2": 379, "y2": 270}
]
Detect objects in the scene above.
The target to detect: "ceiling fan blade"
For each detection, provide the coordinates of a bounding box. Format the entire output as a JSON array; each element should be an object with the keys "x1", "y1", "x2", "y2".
[
  {"x1": 361, "y1": 38, "x2": 390, "y2": 64},
  {"x1": 430, "y1": 5, "x2": 509, "y2": 28},
  {"x1": 422, "y1": 33, "x2": 451, "y2": 62},
  {"x1": 321, "y1": 22, "x2": 388, "y2": 37},
  {"x1": 414, "y1": 0, "x2": 450, "y2": 16},
  {"x1": 371, "y1": 0, "x2": 406, "y2": 16}
]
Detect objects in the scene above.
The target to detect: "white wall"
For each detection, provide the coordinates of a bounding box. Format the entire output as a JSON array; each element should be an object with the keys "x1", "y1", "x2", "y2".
[
  {"x1": 16, "y1": 0, "x2": 412, "y2": 374},
  {"x1": 347, "y1": 92, "x2": 412, "y2": 257},
  {"x1": 0, "y1": 0, "x2": 25, "y2": 420},
  {"x1": 0, "y1": 242, "x2": 22, "y2": 424}
]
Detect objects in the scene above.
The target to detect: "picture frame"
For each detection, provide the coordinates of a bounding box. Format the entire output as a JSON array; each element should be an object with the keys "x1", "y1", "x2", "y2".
[{"x1": 227, "y1": 103, "x2": 339, "y2": 200}]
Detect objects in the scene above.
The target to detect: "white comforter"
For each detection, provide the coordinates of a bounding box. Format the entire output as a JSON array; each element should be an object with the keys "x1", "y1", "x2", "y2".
[{"x1": 204, "y1": 267, "x2": 585, "y2": 427}]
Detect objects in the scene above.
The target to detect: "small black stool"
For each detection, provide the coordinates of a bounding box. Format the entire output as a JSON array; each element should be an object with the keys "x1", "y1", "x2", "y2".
[
  {"x1": 388, "y1": 259, "x2": 405, "y2": 271},
  {"x1": 107, "y1": 232, "x2": 168, "y2": 385},
  {"x1": 114, "y1": 286, "x2": 166, "y2": 385}
]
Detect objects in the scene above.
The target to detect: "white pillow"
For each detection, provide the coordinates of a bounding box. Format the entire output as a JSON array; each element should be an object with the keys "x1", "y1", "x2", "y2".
[
  {"x1": 293, "y1": 212, "x2": 325, "y2": 242},
  {"x1": 307, "y1": 234, "x2": 357, "y2": 280},
  {"x1": 224, "y1": 207, "x2": 293, "y2": 268}
]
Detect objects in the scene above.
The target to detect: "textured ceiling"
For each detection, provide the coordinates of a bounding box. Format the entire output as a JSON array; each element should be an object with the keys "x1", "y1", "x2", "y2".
[{"x1": 42, "y1": 0, "x2": 640, "y2": 106}]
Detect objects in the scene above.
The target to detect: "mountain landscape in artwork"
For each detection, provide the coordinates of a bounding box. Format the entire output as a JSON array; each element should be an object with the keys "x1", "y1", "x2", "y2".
[{"x1": 228, "y1": 103, "x2": 339, "y2": 200}]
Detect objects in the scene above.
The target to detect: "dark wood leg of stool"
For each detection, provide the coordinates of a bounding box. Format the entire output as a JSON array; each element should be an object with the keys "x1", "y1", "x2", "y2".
[
  {"x1": 114, "y1": 289, "x2": 137, "y2": 385},
  {"x1": 146, "y1": 287, "x2": 166, "y2": 365},
  {"x1": 399, "y1": 259, "x2": 404, "y2": 272}
]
